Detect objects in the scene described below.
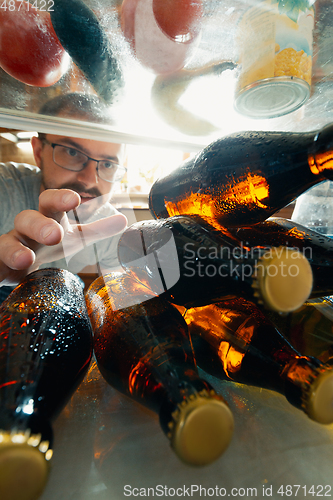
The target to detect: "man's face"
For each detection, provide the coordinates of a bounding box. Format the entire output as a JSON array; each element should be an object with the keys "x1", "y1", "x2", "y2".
[{"x1": 32, "y1": 134, "x2": 123, "y2": 204}]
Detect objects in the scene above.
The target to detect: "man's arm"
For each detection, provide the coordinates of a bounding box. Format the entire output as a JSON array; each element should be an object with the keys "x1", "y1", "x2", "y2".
[{"x1": 0, "y1": 188, "x2": 127, "y2": 286}]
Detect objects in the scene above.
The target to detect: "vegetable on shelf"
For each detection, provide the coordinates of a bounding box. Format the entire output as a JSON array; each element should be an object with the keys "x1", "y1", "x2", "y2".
[
  {"x1": 121, "y1": 0, "x2": 203, "y2": 74},
  {"x1": 0, "y1": 0, "x2": 70, "y2": 87},
  {"x1": 50, "y1": 0, "x2": 124, "y2": 103},
  {"x1": 152, "y1": 0, "x2": 203, "y2": 42}
]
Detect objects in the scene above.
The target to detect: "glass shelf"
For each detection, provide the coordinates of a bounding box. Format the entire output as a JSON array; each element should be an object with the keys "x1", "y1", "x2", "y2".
[
  {"x1": 0, "y1": 0, "x2": 332, "y2": 147},
  {"x1": 39, "y1": 361, "x2": 333, "y2": 500}
]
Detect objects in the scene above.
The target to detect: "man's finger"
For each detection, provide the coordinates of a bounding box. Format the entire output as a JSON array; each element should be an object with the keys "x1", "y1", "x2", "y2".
[
  {"x1": 78, "y1": 213, "x2": 128, "y2": 245},
  {"x1": 39, "y1": 189, "x2": 81, "y2": 222},
  {"x1": 59, "y1": 213, "x2": 127, "y2": 263},
  {"x1": 0, "y1": 233, "x2": 35, "y2": 270},
  {"x1": 14, "y1": 210, "x2": 64, "y2": 246},
  {"x1": 34, "y1": 214, "x2": 127, "y2": 267}
]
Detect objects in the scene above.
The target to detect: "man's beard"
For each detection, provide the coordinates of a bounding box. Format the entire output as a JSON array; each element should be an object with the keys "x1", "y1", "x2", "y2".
[
  {"x1": 55, "y1": 181, "x2": 103, "y2": 200},
  {"x1": 41, "y1": 169, "x2": 103, "y2": 200},
  {"x1": 40, "y1": 161, "x2": 113, "y2": 220}
]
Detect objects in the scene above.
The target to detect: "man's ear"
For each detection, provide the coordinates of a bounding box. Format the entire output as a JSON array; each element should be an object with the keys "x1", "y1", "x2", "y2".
[{"x1": 31, "y1": 136, "x2": 44, "y2": 169}]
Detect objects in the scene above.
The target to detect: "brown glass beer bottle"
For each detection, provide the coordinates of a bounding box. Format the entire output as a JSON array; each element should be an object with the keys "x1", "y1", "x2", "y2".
[
  {"x1": 265, "y1": 297, "x2": 333, "y2": 364},
  {"x1": 149, "y1": 125, "x2": 333, "y2": 230},
  {"x1": 184, "y1": 297, "x2": 333, "y2": 424},
  {"x1": 0, "y1": 269, "x2": 93, "y2": 500},
  {"x1": 86, "y1": 272, "x2": 234, "y2": 467},
  {"x1": 228, "y1": 216, "x2": 333, "y2": 299},
  {"x1": 117, "y1": 215, "x2": 313, "y2": 313}
]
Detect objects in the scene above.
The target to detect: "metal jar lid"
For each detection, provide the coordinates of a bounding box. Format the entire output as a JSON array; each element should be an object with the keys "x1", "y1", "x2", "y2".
[{"x1": 235, "y1": 76, "x2": 310, "y2": 119}]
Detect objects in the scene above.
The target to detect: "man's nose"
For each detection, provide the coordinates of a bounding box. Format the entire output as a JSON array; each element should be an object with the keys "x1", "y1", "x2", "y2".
[{"x1": 76, "y1": 159, "x2": 99, "y2": 186}]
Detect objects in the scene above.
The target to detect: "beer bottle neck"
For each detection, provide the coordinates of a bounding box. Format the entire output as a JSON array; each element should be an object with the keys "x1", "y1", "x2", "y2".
[
  {"x1": 308, "y1": 124, "x2": 333, "y2": 180},
  {"x1": 284, "y1": 359, "x2": 333, "y2": 424}
]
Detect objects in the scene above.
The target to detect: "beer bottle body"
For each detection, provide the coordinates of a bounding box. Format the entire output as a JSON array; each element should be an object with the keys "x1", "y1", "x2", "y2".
[
  {"x1": 118, "y1": 216, "x2": 313, "y2": 313},
  {"x1": 0, "y1": 268, "x2": 93, "y2": 500},
  {"x1": 149, "y1": 126, "x2": 333, "y2": 229},
  {"x1": 184, "y1": 297, "x2": 333, "y2": 424},
  {"x1": 229, "y1": 217, "x2": 333, "y2": 298},
  {"x1": 86, "y1": 272, "x2": 234, "y2": 466},
  {"x1": 266, "y1": 297, "x2": 333, "y2": 364}
]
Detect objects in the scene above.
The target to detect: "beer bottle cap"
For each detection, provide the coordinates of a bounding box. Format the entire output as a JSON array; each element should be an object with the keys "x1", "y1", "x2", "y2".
[
  {"x1": 304, "y1": 366, "x2": 333, "y2": 424},
  {"x1": 255, "y1": 246, "x2": 313, "y2": 313},
  {"x1": 0, "y1": 430, "x2": 51, "y2": 500},
  {"x1": 168, "y1": 390, "x2": 234, "y2": 466}
]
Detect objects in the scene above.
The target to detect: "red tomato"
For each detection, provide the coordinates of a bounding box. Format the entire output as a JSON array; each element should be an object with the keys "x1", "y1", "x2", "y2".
[
  {"x1": 152, "y1": 0, "x2": 203, "y2": 41},
  {"x1": 0, "y1": 1, "x2": 70, "y2": 87},
  {"x1": 121, "y1": 0, "x2": 203, "y2": 74}
]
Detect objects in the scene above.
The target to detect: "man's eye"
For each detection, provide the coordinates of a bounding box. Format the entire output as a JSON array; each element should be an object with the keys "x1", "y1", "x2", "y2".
[
  {"x1": 65, "y1": 148, "x2": 79, "y2": 157},
  {"x1": 103, "y1": 161, "x2": 116, "y2": 169}
]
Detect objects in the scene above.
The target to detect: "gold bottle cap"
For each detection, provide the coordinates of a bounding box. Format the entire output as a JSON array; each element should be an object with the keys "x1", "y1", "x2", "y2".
[
  {"x1": 168, "y1": 390, "x2": 234, "y2": 466},
  {"x1": 0, "y1": 430, "x2": 51, "y2": 500},
  {"x1": 304, "y1": 367, "x2": 333, "y2": 425},
  {"x1": 255, "y1": 246, "x2": 313, "y2": 313}
]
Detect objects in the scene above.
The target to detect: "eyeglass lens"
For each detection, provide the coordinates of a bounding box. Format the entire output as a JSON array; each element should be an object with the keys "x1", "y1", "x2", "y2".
[{"x1": 53, "y1": 145, "x2": 125, "y2": 181}]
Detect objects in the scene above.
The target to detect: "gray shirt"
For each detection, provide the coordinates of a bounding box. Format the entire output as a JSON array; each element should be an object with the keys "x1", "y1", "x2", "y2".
[{"x1": 0, "y1": 162, "x2": 124, "y2": 274}]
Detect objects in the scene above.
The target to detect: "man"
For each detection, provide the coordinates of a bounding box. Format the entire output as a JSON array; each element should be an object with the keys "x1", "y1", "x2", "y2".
[{"x1": 0, "y1": 93, "x2": 128, "y2": 300}]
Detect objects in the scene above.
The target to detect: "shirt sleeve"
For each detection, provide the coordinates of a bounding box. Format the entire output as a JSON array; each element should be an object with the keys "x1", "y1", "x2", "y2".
[{"x1": 0, "y1": 163, "x2": 41, "y2": 235}]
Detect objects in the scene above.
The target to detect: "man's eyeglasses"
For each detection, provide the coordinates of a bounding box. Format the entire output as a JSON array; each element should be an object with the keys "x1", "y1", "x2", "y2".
[{"x1": 43, "y1": 140, "x2": 126, "y2": 183}]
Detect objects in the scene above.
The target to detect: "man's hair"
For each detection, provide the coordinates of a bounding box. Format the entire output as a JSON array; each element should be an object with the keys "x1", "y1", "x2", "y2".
[
  {"x1": 37, "y1": 93, "x2": 114, "y2": 142},
  {"x1": 38, "y1": 93, "x2": 113, "y2": 124}
]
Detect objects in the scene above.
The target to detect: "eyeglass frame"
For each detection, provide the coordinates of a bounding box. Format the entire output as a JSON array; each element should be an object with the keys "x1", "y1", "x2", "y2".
[{"x1": 42, "y1": 139, "x2": 126, "y2": 183}]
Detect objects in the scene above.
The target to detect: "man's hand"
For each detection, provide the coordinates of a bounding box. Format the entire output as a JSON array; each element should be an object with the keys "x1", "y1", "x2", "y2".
[{"x1": 0, "y1": 189, "x2": 127, "y2": 286}]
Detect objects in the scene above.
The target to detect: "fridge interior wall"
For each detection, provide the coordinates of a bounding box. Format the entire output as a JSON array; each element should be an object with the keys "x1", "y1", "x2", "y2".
[{"x1": 1, "y1": 0, "x2": 333, "y2": 498}]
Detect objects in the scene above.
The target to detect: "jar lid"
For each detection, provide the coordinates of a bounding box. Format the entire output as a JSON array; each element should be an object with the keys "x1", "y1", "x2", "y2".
[
  {"x1": 169, "y1": 390, "x2": 234, "y2": 466},
  {"x1": 0, "y1": 430, "x2": 51, "y2": 500},
  {"x1": 235, "y1": 76, "x2": 310, "y2": 119}
]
